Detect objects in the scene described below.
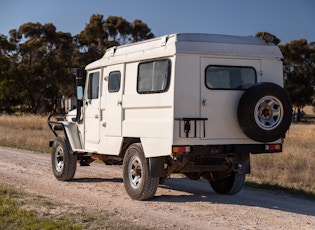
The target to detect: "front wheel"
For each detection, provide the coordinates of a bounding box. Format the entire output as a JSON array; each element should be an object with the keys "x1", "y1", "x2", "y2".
[
  {"x1": 123, "y1": 143, "x2": 159, "y2": 200},
  {"x1": 51, "y1": 136, "x2": 77, "y2": 181}
]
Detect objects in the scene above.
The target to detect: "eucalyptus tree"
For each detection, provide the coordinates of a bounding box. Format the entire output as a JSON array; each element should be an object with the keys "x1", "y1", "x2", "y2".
[
  {"x1": 0, "y1": 34, "x2": 20, "y2": 112},
  {"x1": 75, "y1": 14, "x2": 118, "y2": 65},
  {"x1": 106, "y1": 15, "x2": 132, "y2": 44},
  {"x1": 0, "y1": 22, "x2": 76, "y2": 113},
  {"x1": 280, "y1": 39, "x2": 315, "y2": 108},
  {"x1": 0, "y1": 14, "x2": 155, "y2": 114},
  {"x1": 76, "y1": 14, "x2": 155, "y2": 65},
  {"x1": 131, "y1": 19, "x2": 154, "y2": 42}
]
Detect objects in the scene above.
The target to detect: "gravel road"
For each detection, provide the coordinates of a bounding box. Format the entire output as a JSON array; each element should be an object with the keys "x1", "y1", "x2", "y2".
[{"x1": 0, "y1": 146, "x2": 314, "y2": 229}]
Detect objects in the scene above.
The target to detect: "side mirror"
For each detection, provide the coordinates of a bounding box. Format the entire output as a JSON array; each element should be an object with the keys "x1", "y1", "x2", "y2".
[
  {"x1": 72, "y1": 68, "x2": 85, "y2": 86},
  {"x1": 72, "y1": 68, "x2": 85, "y2": 122},
  {"x1": 77, "y1": 86, "x2": 83, "y2": 100},
  {"x1": 71, "y1": 68, "x2": 84, "y2": 77}
]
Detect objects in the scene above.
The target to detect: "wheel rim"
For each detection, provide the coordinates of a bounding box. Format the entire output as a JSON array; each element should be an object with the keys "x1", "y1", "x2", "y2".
[
  {"x1": 128, "y1": 155, "x2": 142, "y2": 189},
  {"x1": 55, "y1": 146, "x2": 64, "y2": 173},
  {"x1": 254, "y1": 96, "x2": 283, "y2": 130}
]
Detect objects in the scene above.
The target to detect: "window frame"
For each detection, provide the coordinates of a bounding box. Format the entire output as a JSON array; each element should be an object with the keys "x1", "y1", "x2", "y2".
[
  {"x1": 108, "y1": 71, "x2": 121, "y2": 93},
  {"x1": 205, "y1": 65, "x2": 257, "y2": 90},
  {"x1": 87, "y1": 71, "x2": 100, "y2": 99},
  {"x1": 137, "y1": 59, "x2": 171, "y2": 94}
]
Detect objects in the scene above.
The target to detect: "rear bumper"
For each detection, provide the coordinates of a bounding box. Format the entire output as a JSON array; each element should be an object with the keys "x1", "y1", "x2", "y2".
[{"x1": 172, "y1": 143, "x2": 282, "y2": 155}]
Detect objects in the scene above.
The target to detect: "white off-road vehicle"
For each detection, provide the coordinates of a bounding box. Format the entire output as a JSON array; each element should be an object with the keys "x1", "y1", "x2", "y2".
[{"x1": 48, "y1": 33, "x2": 291, "y2": 200}]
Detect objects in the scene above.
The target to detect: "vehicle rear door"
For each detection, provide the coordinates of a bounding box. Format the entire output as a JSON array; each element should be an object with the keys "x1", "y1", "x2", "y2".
[{"x1": 200, "y1": 58, "x2": 260, "y2": 140}]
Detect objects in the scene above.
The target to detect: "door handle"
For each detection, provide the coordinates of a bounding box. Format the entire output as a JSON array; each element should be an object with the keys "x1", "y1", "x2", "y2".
[
  {"x1": 117, "y1": 100, "x2": 122, "y2": 106},
  {"x1": 95, "y1": 115, "x2": 99, "y2": 119},
  {"x1": 202, "y1": 98, "x2": 207, "y2": 106}
]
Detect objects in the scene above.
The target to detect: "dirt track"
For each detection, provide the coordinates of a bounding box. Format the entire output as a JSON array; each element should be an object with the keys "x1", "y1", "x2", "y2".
[{"x1": 0, "y1": 146, "x2": 314, "y2": 229}]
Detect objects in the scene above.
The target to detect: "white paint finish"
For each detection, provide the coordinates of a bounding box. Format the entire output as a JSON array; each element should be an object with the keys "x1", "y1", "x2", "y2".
[
  {"x1": 200, "y1": 58, "x2": 261, "y2": 140},
  {"x1": 86, "y1": 33, "x2": 282, "y2": 71},
  {"x1": 260, "y1": 59, "x2": 284, "y2": 86},
  {"x1": 73, "y1": 33, "x2": 284, "y2": 156},
  {"x1": 102, "y1": 64, "x2": 124, "y2": 136},
  {"x1": 84, "y1": 70, "x2": 101, "y2": 144},
  {"x1": 140, "y1": 137, "x2": 173, "y2": 157}
]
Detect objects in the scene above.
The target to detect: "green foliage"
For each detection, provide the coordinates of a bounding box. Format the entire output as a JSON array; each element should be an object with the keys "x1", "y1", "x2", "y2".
[
  {"x1": 280, "y1": 39, "x2": 315, "y2": 107},
  {"x1": 0, "y1": 184, "x2": 151, "y2": 230},
  {"x1": 0, "y1": 186, "x2": 81, "y2": 230},
  {"x1": 0, "y1": 14, "x2": 155, "y2": 114}
]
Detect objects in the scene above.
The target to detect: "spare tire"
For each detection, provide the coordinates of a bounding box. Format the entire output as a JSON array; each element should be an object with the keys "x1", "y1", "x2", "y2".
[{"x1": 237, "y1": 83, "x2": 292, "y2": 142}]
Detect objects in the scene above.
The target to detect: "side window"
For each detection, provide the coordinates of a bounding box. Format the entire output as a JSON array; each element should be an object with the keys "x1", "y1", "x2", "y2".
[
  {"x1": 87, "y1": 72, "x2": 100, "y2": 99},
  {"x1": 137, "y1": 59, "x2": 171, "y2": 94},
  {"x1": 108, "y1": 71, "x2": 121, "y2": 93},
  {"x1": 205, "y1": 66, "x2": 256, "y2": 90}
]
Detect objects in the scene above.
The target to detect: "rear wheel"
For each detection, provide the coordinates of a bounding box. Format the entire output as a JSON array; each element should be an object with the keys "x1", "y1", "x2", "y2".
[
  {"x1": 210, "y1": 172, "x2": 246, "y2": 195},
  {"x1": 51, "y1": 136, "x2": 77, "y2": 181},
  {"x1": 184, "y1": 172, "x2": 202, "y2": 180},
  {"x1": 209, "y1": 158, "x2": 249, "y2": 195},
  {"x1": 123, "y1": 143, "x2": 159, "y2": 200}
]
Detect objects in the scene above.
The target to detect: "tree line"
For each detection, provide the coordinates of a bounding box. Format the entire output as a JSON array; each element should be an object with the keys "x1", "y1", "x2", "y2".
[
  {"x1": 0, "y1": 14, "x2": 153, "y2": 114},
  {"x1": 0, "y1": 14, "x2": 314, "y2": 114}
]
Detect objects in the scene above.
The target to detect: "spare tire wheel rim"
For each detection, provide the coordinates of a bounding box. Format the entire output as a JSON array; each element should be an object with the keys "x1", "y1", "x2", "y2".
[{"x1": 254, "y1": 95, "x2": 283, "y2": 130}]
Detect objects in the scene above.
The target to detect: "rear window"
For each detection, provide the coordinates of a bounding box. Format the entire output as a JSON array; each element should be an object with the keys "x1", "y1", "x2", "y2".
[
  {"x1": 137, "y1": 59, "x2": 171, "y2": 94},
  {"x1": 205, "y1": 66, "x2": 256, "y2": 90}
]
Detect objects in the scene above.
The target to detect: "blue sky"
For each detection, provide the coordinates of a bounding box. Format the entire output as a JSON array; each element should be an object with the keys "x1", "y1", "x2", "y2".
[{"x1": 0, "y1": 0, "x2": 314, "y2": 44}]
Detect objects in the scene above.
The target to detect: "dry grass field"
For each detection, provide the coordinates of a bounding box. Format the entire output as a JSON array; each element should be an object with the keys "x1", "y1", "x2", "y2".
[
  {"x1": 0, "y1": 110, "x2": 314, "y2": 194},
  {"x1": 247, "y1": 123, "x2": 315, "y2": 194},
  {"x1": 0, "y1": 115, "x2": 54, "y2": 153}
]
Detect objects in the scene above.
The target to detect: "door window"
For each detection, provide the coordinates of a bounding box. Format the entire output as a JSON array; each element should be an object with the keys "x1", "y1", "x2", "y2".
[
  {"x1": 87, "y1": 72, "x2": 100, "y2": 99},
  {"x1": 108, "y1": 71, "x2": 121, "y2": 93},
  {"x1": 205, "y1": 66, "x2": 256, "y2": 90}
]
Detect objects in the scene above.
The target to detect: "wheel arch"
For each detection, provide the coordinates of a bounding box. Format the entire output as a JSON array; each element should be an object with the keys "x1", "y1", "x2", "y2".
[{"x1": 121, "y1": 138, "x2": 166, "y2": 178}]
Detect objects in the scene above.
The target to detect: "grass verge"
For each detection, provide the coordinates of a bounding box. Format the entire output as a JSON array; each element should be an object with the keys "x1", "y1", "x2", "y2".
[
  {"x1": 0, "y1": 185, "x2": 81, "y2": 230},
  {"x1": 0, "y1": 184, "x2": 151, "y2": 230},
  {"x1": 245, "y1": 181, "x2": 315, "y2": 200}
]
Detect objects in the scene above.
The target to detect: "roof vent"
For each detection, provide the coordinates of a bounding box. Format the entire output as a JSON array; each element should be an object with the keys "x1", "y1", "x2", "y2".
[
  {"x1": 161, "y1": 36, "x2": 168, "y2": 46},
  {"x1": 110, "y1": 46, "x2": 117, "y2": 56}
]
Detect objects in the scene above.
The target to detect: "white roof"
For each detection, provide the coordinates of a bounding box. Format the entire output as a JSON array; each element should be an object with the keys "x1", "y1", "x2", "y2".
[{"x1": 86, "y1": 33, "x2": 282, "y2": 70}]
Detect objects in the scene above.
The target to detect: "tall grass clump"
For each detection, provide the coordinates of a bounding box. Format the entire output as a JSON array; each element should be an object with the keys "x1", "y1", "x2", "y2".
[{"x1": 0, "y1": 114, "x2": 54, "y2": 153}]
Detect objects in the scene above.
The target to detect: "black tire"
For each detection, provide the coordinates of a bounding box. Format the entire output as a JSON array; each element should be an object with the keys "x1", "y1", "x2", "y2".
[
  {"x1": 209, "y1": 158, "x2": 249, "y2": 195},
  {"x1": 184, "y1": 172, "x2": 202, "y2": 180},
  {"x1": 123, "y1": 143, "x2": 159, "y2": 200},
  {"x1": 51, "y1": 136, "x2": 77, "y2": 181},
  {"x1": 237, "y1": 82, "x2": 292, "y2": 142},
  {"x1": 210, "y1": 172, "x2": 246, "y2": 195}
]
